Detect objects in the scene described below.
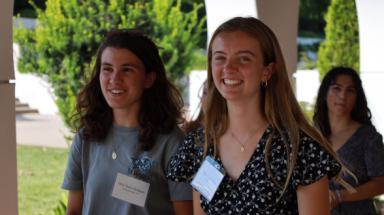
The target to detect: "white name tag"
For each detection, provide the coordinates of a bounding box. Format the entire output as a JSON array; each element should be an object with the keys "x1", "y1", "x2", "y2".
[
  {"x1": 191, "y1": 156, "x2": 226, "y2": 202},
  {"x1": 111, "y1": 173, "x2": 150, "y2": 207}
]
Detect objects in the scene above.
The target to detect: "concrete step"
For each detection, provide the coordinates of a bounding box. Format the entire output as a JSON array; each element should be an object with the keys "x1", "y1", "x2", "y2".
[
  {"x1": 15, "y1": 98, "x2": 39, "y2": 114},
  {"x1": 15, "y1": 101, "x2": 28, "y2": 107},
  {"x1": 16, "y1": 107, "x2": 38, "y2": 114}
]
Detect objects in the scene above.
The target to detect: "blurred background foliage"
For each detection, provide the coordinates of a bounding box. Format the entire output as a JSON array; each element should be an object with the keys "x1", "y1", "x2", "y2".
[
  {"x1": 298, "y1": 0, "x2": 330, "y2": 38},
  {"x1": 14, "y1": 0, "x2": 47, "y2": 18},
  {"x1": 13, "y1": 0, "x2": 206, "y2": 128},
  {"x1": 317, "y1": 0, "x2": 359, "y2": 80}
]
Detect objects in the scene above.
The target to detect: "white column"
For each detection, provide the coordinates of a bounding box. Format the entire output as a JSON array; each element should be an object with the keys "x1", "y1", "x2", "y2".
[
  {"x1": 356, "y1": 0, "x2": 384, "y2": 136},
  {"x1": 204, "y1": 0, "x2": 300, "y2": 76},
  {"x1": 0, "y1": 0, "x2": 18, "y2": 214}
]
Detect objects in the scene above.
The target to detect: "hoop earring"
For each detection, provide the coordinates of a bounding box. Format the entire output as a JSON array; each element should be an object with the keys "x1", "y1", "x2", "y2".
[{"x1": 261, "y1": 81, "x2": 268, "y2": 88}]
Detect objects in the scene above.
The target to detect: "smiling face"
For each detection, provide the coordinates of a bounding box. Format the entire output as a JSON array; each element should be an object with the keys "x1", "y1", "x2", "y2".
[
  {"x1": 326, "y1": 75, "x2": 357, "y2": 117},
  {"x1": 210, "y1": 30, "x2": 275, "y2": 102},
  {"x1": 99, "y1": 47, "x2": 156, "y2": 112}
]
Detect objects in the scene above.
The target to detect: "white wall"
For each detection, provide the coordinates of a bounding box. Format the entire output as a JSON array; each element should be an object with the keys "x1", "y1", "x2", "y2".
[
  {"x1": 356, "y1": 0, "x2": 384, "y2": 136},
  {"x1": 294, "y1": 70, "x2": 320, "y2": 105},
  {"x1": 205, "y1": 0, "x2": 257, "y2": 42},
  {"x1": 189, "y1": 70, "x2": 207, "y2": 120},
  {"x1": 13, "y1": 43, "x2": 59, "y2": 115}
]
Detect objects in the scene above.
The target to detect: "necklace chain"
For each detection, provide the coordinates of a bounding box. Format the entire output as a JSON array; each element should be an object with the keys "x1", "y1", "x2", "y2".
[
  {"x1": 112, "y1": 127, "x2": 138, "y2": 160},
  {"x1": 229, "y1": 123, "x2": 264, "y2": 152}
]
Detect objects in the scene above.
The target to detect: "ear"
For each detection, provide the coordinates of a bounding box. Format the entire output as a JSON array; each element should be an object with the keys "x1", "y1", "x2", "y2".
[
  {"x1": 262, "y1": 62, "x2": 276, "y2": 82},
  {"x1": 145, "y1": 71, "x2": 157, "y2": 88}
]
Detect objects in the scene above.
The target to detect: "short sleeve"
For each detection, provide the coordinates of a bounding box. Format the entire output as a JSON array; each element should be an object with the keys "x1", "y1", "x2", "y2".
[
  {"x1": 167, "y1": 180, "x2": 193, "y2": 201},
  {"x1": 61, "y1": 133, "x2": 83, "y2": 190},
  {"x1": 161, "y1": 126, "x2": 193, "y2": 201},
  {"x1": 291, "y1": 132, "x2": 341, "y2": 188},
  {"x1": 167, "y1": 129, "x2": 205, "y2": 183},
  {"x1": 364, "y1": 131, "x2": 384, "y2": 177}
]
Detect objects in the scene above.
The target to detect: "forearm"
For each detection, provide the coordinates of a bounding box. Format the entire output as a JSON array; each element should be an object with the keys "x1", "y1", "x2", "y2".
[
  {"x1": 173, "y1": 200, "x2": 193, "y2": 215},
  {"x1": 193, "y1": 189, "x2": 206, "y2": 215},
  {"x1": 66, "y1": 190, "x2": 84, "y2": 215},
  {"x1": 339, "y1": 178, "x2": 384, "y2": 202},
  {"x1": 297, "y1": 174, "x2": 330, "y2": 215}
]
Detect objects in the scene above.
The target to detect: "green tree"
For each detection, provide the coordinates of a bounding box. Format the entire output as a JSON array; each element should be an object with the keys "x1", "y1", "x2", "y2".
[
  {"x1": 299, "y1": 0, "x2": 330, "y2": 37},
  {"x1": 13, "y1": 0, "x2": 206, "y2": 128},
  {"x1": 14, "y1": 0, "x2": 47, "y2": 18},
  {"x1": 317, "y1": 0, "x2": 359, "y2": 80}
]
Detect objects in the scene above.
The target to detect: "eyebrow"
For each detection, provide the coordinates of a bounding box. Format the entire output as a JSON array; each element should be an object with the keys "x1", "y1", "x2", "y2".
[
  {"x1": 212, "y1": 50, "x2": 255, "y2": 56},
  {"x1": 332, "y1": 83, "x2": 356, "y2": 88},
  {"x1": 101, "y1": 62, "x2": 139, "y2": 68}
]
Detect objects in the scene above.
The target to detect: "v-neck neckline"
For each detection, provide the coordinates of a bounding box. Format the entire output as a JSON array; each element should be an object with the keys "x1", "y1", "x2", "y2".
[
  {"x1": 335, "y1": 124, "x2": 364, "y2": 153},
  {"x1": 213, "y1": 125, "x2": 273, "y2": 187}
]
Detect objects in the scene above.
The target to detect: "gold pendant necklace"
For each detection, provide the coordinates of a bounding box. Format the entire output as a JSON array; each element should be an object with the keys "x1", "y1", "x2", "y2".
[
  {"x1": 229, "y1": 124, "x2": 264, "y2": 152},
  {"x1": 112, "y1": 127, "x2": 138, "y2": 160}
]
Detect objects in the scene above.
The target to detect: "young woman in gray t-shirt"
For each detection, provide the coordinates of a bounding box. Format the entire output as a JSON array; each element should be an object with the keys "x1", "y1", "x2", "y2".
[{"x1": 62, "y1": 29, "x2": 193, "y2": 215}]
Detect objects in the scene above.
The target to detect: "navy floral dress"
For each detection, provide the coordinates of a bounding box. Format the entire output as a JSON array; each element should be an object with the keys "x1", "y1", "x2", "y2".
[{"x1": 167, "y1": 125, "x2": 341, "y2": 215}]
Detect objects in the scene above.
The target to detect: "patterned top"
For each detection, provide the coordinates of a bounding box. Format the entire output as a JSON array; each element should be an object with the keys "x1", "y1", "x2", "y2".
[
  {"x1": 167, "y1": 125, "x2": 342, "y2": 215},
  {"x1": 329, "y1": 124, "x2": 384, "y2": 215}
]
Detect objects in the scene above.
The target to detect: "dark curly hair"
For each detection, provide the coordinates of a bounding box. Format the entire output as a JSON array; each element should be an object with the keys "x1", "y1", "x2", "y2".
[
  {"x1": 71, "y1": 30, "x2": 185, "y2": 151},
  {"x1": 313, "y1": 67, "x2": 375, "y2": 140}
]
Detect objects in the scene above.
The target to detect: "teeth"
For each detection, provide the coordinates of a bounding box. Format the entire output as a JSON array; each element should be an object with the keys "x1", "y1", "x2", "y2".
[
  {"x1": 111, "y1": 90, "x2": 124, "y2": 94},
  {"x1": 224, "y1": 79, "x2": 242, "y2": 85}
]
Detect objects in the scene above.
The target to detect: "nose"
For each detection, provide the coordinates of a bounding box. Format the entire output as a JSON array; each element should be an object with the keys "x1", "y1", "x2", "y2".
[
  {"x1": 223, "y1": 58, "x2": 238, "y2": 74},
  {"x1": 110, "y1": 71, "x2": 123, "y2": 85},
  {"x1": 339, "y1": 90, "x2": 346, "y2": 100}
]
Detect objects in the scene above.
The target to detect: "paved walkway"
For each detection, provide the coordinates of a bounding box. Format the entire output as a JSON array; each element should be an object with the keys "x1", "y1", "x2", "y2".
[{"x1": 16, "y1": 114, "x2": 72, "y2": 149}]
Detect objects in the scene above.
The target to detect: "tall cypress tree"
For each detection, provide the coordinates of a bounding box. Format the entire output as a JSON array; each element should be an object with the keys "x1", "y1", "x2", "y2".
[{"x1": 317, "y1": 0, "x2": 359, "y2": 80}]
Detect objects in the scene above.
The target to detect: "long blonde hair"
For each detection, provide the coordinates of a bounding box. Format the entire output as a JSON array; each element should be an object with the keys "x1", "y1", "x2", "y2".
[{"x1": 202, "y1": 17, "x2": 355, "y2": 199}]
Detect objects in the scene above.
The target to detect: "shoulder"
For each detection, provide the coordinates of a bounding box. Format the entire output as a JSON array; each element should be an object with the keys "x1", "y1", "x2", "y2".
[
  {"x1": 358, "y1": 124, "x2": 382, "y2": 139},
  {"x1": 296, "y1": 130, "x2": 329, "y2": 156},
  {"x1": 354, "y1": 124, "x2": 383, "y2": 147},
  {"x1": 291, "y1": 130, "x2": 342, "y2": 187},
  {"x1": 162, "y1": 125, "x2": 187, "y2": 142},
  {"x1": 166, "y1": 127, "x2": 205, "y2": 182},
  {"x1": 266, "y1": 127, "x2": 321, "y2": 157},
  {"x1": 71, "y1": 132, "x2": 84, "y2": 151},
  {"x1": 155, "y1": 126, "x2": 187, "y2": 156},
  {"x1": 177, "y1": 126, "x2": 205, "y2": 154}
]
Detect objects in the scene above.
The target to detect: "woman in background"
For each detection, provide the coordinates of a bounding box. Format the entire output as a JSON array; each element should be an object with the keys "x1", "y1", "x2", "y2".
[
  {"x1": 313, "y1": 67, "x2": 384, "y2": 215},
  {"x1": 62, "y1": 29, "x2": 193, "y2": 215}
]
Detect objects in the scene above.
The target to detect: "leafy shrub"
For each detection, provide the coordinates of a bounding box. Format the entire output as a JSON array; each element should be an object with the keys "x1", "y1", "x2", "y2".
[
  {"x1": 299, "y1": 101, "x2": 315, "y2": 122},
  {"x1": 52, "y1": 193, "x2": 68, "y2": 215},
  {"x1": 317, "y1": 0, "x2": 359, "y2": 80},
  {"x1": 13, "y1": 0, "x2": 206, "y2": 128}
]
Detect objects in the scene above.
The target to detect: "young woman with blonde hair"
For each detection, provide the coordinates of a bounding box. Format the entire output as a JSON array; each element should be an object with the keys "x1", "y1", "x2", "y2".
[{"x1": 167, "y1": 17, "x2": 353, "y2": 214}]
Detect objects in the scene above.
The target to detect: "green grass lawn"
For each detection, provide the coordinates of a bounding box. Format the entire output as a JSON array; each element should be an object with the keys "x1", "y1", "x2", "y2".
[{"x1": 17, "y1": 145, "x2": 69, "y2": 215}]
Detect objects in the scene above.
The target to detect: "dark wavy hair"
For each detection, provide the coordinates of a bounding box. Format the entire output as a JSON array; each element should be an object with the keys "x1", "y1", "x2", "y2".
[
  {"x1": 313, "y1": 67, "x2": 375, "y2": 140},
  {"x1": 71, "y1": 30, "x2": 185, "y2": 151}
]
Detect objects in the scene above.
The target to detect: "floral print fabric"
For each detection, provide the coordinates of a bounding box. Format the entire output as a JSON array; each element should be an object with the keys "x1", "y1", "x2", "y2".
[{"x1": 167, "y1": 125, "x2": 341, "y2": 215}]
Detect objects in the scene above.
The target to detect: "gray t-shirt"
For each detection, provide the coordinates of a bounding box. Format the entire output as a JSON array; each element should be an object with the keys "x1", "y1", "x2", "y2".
[
  {"x1": 329, "y1": 124, "x2": 384, "y2": 215},
  {"x1": 62, "y1": 123, "x2": 192, "y2": 215}
]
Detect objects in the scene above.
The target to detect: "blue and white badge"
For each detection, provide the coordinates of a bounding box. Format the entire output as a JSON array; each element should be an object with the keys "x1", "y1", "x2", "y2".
[{"x1": 191, "y1": 156, "x2": 226, "y2": 202}]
